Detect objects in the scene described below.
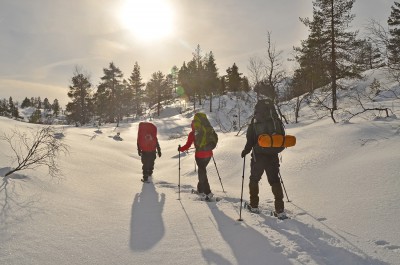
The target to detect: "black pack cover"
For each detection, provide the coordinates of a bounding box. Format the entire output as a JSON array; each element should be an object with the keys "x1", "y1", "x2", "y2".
[{"x1": 252, "y1": 99, "x2": 285, "y2": 154}]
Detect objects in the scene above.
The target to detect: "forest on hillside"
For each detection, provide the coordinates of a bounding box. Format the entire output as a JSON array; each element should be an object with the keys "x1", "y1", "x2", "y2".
[{"x1": 2, "y1": 0, "x2": 400, "y2": 126}]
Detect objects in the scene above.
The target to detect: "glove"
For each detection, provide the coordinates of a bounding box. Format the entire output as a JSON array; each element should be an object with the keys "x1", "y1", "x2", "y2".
[
  {"x1": 241, "y1": 150, "x2": 248, "y2": 158},
  {"x1": 138, "y1": 150, "x2": 142, "y2": 157},
  {"x1": 158, "y1": 151, "x2": 162, "y2": 158},
  {"x1": 177, "y1": 145, "x2": 181, "y2": 152}
]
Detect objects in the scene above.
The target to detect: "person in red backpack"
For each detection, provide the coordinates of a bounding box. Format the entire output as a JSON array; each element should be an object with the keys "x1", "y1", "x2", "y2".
[
  {"x1": 137, "y1": 122, "x2": 161, "y2": 182},
  {"x1": 178, "y1": 120, "x2": 213, "y2": 200}
]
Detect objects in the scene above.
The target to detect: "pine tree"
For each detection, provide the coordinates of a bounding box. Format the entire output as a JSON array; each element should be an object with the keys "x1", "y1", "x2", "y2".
[
  {"x1": 388, "y1": 1, "x2": 400, "y2": 70},
  {"x1": 178, "y1": 60, "x2": 198, "y2": 109},
  {"x1": 43, "y1": 98, "x2": 51, "y2": 110},
  {"x1": 66, "y1": 69, "x2": 93, "y2": 125},
  {"x1": 170, "y1": 65, "x2": 179, "y2": 94},
  {"x1": 225, "y1": 63, "x2": 242, "y2": 93},
  {"x1": 239, "y1": 76, "x2": 249, "y2": 93},
  {"x1": 37, "y1": 97, "x2": 42, "y2": 109},
  {"x1": 164, "y1": 74, "x2": 174, "y2": 102},
  {"x1": 128, "y1": 62, "x2": 145, "y2": 117},
  {"x1": 8, "y1": 97, "x2": 15, "y2": 116},
  {"x1": 21, "y1": 97, "x2": 31, "y2": 108},
  {"x1": 0, "y1": 99, "x2": 7, "y2": 116},
  {"x1": 300, "y1": 0, "x2": 359, "y2": 111},
  {"x1": 193, "y1": 45, "x2": 205, "y2": 107},
  {"x1": 52, "y1": 99, "x2": 60, "y2": 117},
  {"x1": 353, "y1": 39, "x2": 384, "y2": 70},
  {"x1": 177, "y1": 45, "x2": 223, "y2": 111},
  {"x1": 177, "y1": 62, "x2": 190, "y2": 98},
  {"x1": 12, "y1": 105, "x2": 19, "y2": 119},
  {"x1": 29, "y1": 109, "x2": 42, "y2": 124},
  {"x1": 203, "y1": 51, "x2": 219, "y2": 112},
  {"x1": 96, "y1": 62, "x2": 124, "y2": 124},
  {"x1": 146, "y1": 71, "x2": 172, "y2": 117},
  {"x1": 293, "y1": 14, "x2": 332, "y2": 97}
]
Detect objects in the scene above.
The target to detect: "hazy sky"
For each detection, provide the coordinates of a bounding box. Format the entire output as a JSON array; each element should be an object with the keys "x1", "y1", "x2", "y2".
[{"x1": 0, "y1": 0, "x2": 394, "y2": 106}]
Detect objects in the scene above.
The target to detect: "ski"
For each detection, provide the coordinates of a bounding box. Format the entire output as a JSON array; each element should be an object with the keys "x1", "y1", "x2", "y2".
[
  {"x1": 191, "y1": 189, "x2": 221, "y2": 202},
  {"x1": 243, "y1": 202, "x2": 289, "y2": 220}
]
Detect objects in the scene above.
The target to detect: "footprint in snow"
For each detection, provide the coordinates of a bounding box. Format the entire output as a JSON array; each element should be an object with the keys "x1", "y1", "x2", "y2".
[
  {"x1": 374, "y1": 240, "x2": 389, "y2": 246},
  {"x1": 374, "y1": 240, "x2": 400, "y2": 251},
  {"x1": 295, "y1": 212, "x2": 307, "y2": 216}
]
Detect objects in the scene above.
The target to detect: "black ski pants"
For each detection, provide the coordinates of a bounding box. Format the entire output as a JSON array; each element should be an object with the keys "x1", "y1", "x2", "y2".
[
  {"x1": 195, "y1": 157, "x2": 212, "y2": 195},
  {"x1": 249, "y1": 153, "x2": 280, "y2": 184},
  {"x1": 249, "y1": 152, "x2": 284, "y2": 212},
  {"x1": 141, "y1": 151, "x2": 156, "y2": 178}
]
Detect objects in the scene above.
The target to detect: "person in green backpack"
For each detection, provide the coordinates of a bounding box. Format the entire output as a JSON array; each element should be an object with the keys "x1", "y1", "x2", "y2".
[{"x1": 178, "y1": 112, "x2": 218, "y2": 201}]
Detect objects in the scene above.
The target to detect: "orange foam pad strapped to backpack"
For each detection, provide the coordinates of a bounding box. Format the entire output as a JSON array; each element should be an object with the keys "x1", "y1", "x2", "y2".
[{"x1": 258, "y1": 134, "x2": 296, "y2": 148}]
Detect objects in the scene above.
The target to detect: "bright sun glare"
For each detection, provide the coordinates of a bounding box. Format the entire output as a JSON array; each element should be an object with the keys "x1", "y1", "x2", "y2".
[{"x1": 120, "y1": 0, "x2": 174, "y2": 42}]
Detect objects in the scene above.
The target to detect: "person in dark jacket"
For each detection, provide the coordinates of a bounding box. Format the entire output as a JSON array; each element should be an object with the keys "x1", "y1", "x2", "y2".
[
  {"x1": 137, "y1": 139, "x2": 161, "y2": 182},
  {"x1": 241, "y1": 101, "x2": 286, "y2": 218},
  {"x1": 178, "y1": 121, "x2": 214, "y2": 200}
]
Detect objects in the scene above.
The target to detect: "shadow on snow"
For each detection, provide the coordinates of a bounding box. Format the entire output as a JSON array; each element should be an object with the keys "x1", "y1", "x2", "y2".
[{"x1": 129, "y1": 182, "x2": 165, "y2": 251}]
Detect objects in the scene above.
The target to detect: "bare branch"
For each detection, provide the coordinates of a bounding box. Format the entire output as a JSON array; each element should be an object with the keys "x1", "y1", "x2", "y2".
[
  {"x1": 364, "y1": 19, "x2": 390, "y2": 60},
  {"x1": 308, "y1": 92, "x2": 337, "y2": 123},
  {"x1": 247, "y1": 56, "x2": 266, "y2": 87},
  {"x1": 1, "y1": 126, "x2": 69, "y2": 179},
  {"x1": 344, "y1": 86, "x2": 392, "y2": 122}
]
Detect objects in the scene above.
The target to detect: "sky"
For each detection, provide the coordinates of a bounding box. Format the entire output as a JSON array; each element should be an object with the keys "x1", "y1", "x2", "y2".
[
  {"x1": 1, "y1": 67, "x2": 400, "y2": 264},
  {"x1": 0, "y1": 0, "x2": 396, "y2": 106}
]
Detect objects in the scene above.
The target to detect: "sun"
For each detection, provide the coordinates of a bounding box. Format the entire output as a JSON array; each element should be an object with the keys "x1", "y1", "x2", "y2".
[{"x1": 119, "y1": 0, "x2": 175, "y2": 42}]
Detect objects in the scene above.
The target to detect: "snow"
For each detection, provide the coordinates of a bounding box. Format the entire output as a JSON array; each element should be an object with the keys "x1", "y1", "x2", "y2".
[{"x1": 1, "y1": 70, "x2": 400, "y2": 265}]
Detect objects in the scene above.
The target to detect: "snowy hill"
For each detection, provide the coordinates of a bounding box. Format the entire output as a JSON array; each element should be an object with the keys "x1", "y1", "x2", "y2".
[{"x1": 1, "y1": 70, "x2": 400, "y2": 265}]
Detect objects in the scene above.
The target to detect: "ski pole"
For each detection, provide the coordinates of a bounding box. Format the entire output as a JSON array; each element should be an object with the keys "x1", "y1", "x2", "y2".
[
  {"x1": 178, "y1": 145, "x2": 181, "y2": 200},
  {"x1": 212, "y1": 156, "x2": 225, "y2": 193},
  {"x1": 278, "y1": 171, "x2": 291, "y2": 202},
  {"x1": 238, "y1": 156, "x2": 246, "y2": 221}
]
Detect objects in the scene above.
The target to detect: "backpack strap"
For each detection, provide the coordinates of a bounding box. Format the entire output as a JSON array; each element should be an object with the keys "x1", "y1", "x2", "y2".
[
  {"x1": 249, "y1": 117, "x2": 257, "y2": 162},
  {"x1": 250, "y1": 116, "x2": 257, "y2": 143}
]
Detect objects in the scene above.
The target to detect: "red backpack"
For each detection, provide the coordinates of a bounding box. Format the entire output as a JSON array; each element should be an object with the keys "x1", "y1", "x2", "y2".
[{"x1": 137, "y1": 122, "x2": 157, "y2": 152}]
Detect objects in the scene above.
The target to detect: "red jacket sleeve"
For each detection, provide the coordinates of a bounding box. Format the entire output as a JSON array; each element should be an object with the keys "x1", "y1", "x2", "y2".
[{"x1": 179, "y1": 131, "x2": 194, "y2": 152}]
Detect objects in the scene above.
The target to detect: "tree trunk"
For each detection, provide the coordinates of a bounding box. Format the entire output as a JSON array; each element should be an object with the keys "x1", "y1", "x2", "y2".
[
  {"x1": 331, "y1": 0, "x2": 338, "y2": 111},
  {"x1": 209, "y1": 93, "x2": 213, "y2": 112}
]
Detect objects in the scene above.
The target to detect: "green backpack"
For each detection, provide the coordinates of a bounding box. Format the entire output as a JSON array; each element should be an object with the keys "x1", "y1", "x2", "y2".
[{"x1": 193, "y1": 112, "x2": 218, "y2": 151}]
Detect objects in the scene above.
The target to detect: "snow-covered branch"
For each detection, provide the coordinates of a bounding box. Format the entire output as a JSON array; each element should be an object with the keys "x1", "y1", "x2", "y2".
[{"x1": 0, "y1": 126, "x2": 69, "y2": 179}]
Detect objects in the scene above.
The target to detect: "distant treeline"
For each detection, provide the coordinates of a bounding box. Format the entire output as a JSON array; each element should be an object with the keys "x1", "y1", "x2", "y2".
[
  {"x1": 65, "y1": 1, "x2": 400, "y2": 125},
  {"x1": 0, "y1": 96, "x2": 61, "y2": 124},
  {"x1": 65, "y1": 47, "x2": 252, "y2": 127}
]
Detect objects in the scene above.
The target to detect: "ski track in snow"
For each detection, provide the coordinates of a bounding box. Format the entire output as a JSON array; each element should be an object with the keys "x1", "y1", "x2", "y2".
[{"x1": 151, "y1": 179, "x2": 393, "y2": 265}]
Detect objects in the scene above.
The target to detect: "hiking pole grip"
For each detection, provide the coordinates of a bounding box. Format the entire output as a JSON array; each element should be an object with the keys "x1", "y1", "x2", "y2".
[{"x1": 238, "y1": 156, "x2": 245, "y2": 221}]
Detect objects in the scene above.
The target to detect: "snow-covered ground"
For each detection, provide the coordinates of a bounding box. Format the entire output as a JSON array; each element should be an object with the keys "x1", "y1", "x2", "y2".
[{"x1": 1, "y1": 69, "x2": 400, "y2": 265}]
